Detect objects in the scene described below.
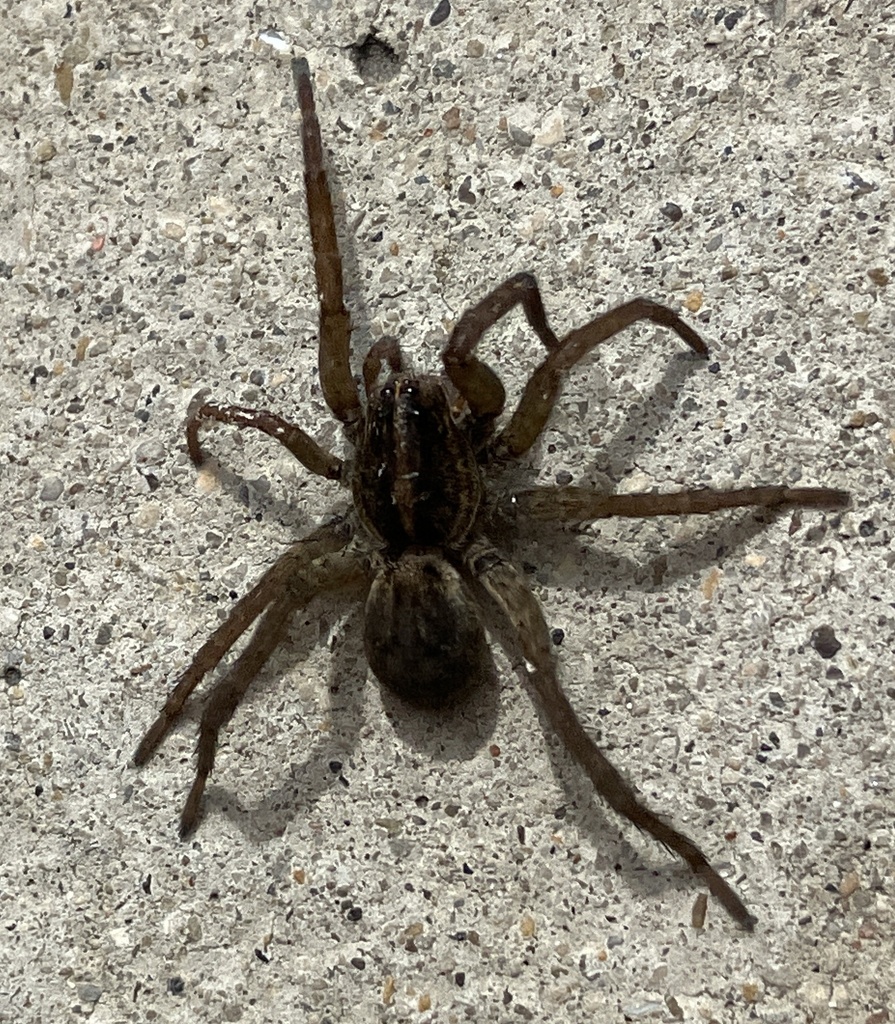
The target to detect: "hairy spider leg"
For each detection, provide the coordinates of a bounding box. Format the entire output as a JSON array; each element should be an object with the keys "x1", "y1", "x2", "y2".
[
  {"x1": 134, "y1": 524, "x2": 353, "y2": 764},
  {"x1": 443, "y1": 272, "x2": 561, "y2": 430},
  {"x1": 497, "y1": 296, "x2": 708, "y2": 458},
  {"x1": 506, "y1": 484, "x2": 851, "y2": 522},
  {"x1": 469, "y1": 545, "x2": 757, "y2": 930},
  {"x1": 174, "y1": 61, "x2": 360, "y2": 475},
  {"x1": 178, "y1": 544, "x2": 370, "y2": 837},
  {"x1": 293, "y1": 58, "x2": 361, "y2": 433},
  {"x1": 186, "y1": 401, "x2": 343, "y2": 480},
  {"x1": 179, "y1": 593, "x2": 299, "y2": 837},
  {"x1": 440, "y1": 275, "x2": 705, "y2": 456}
]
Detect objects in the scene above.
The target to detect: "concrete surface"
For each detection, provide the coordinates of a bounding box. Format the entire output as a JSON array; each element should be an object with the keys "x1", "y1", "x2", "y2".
[{"x1": 2, "y1": 1, "x2": 892, "y2": 1021}]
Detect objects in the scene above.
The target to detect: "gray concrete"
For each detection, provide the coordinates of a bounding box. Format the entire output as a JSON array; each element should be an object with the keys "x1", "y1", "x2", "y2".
[{"x1": 2, "y1": 1, "x2": 892, "y2": 1021}]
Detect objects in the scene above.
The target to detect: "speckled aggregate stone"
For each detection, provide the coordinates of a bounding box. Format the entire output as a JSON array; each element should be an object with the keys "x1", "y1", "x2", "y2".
[{"x1": 2, "y1": 1, "x2": 893, "y2": 1022}]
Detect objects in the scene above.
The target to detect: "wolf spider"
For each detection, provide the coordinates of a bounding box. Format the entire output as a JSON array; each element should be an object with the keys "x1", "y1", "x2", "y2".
[{"x1": 134, "y1": 57, "x2": 848, "y2": 931}]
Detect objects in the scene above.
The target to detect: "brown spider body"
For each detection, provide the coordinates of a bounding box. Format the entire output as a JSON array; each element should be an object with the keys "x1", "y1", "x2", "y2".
[
  {"x1": 134, "y1": 57, "x2": 849, "y2": 932},
  {"x1": 357, "y1": 372, "x2": 487, "y2": 706}
]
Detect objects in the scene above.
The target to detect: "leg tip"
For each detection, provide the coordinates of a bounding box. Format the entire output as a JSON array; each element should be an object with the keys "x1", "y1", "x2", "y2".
[
  {"x1": 825, "y1": 488, "x2": 851, "y2": 509},
  {"x1": 790, "y1": 487, "x2": 851, "y2": 510},
  {"x1": 178, "y1": 810, "x2": 199, "y2": 841},
  {"x1": 179, "y1": 778, "x2": 207, "y2": 839}
]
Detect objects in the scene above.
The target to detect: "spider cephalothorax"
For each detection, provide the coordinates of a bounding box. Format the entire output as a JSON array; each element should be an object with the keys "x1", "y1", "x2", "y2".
[
  {"x1": 134, "y1": 58, "x2": 849, "y2": 931},
  {"x1": 354, "y1": 374, "x2": 483, "y2": 551}
]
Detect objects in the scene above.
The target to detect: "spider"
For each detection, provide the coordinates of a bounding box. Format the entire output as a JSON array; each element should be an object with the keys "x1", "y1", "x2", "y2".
[{"x1": 134, "y1": 58, "x2": 849, "y2": 931}]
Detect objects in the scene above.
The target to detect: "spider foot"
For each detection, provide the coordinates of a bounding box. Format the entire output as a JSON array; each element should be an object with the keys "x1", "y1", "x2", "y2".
[{"x1": 179, "y1": 776, "x2": 207, "y2": 839}]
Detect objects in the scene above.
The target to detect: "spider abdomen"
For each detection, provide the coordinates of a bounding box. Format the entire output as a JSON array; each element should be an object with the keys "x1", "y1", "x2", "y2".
[{"x1": 364, "y1": 553, "x2": 487, "y2": 705}]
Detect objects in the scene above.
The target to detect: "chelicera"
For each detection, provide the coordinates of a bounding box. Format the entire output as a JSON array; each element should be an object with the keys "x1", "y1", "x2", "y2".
[{"x1": 134, "y1": 58, "x2": 849, "y2": 930}]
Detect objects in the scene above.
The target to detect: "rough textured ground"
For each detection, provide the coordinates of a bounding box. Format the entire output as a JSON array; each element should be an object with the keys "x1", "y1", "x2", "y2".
[{"x1": 2, "y1": 1, "x2": 892, "y2": 1021}]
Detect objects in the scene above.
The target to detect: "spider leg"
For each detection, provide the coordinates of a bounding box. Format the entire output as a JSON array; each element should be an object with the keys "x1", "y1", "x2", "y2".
[
  {"x1": 497, "y1": 298, "x2": 707, "y2": 459},
  {"x1": 504, "y1": 484, "x2": 850, "y2": 523},
  {"x1": 443, "y1": 272, "x2": 562, "y2": 426},
  {"x1": 180, "y1": 591, "x2": 298, "y2": 837},
  {"x1": 186, "y1": 400, "x2": 343, "y2": 480},
  {"x1": 177, "y1": 543, "x2": 369, "y2": 837},
  {"x1": 293, "y1": 58, "x2": 362, "y2": 434},
  {"x1": 469, "y1": 544, "x2": 756, "y2": 930},
  {"x1": 133, "y1": 521, "x2": 353, "y2": 766}
]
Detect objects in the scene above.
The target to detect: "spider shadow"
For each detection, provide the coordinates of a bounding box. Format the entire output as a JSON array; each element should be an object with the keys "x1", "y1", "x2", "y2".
[
  {"x1": 196, "y1": 598, "x2": 369, "y2": 841},
  {"x1": 497, "y1": 335, "x2": 796, "y2": 594},
  {"x1": 483, "y1": 598, "x2": 742, "y2": 920},
  {"x1": 184, "y1": 445, "x2": 349, "y2": 539},
  {"x1": 484, "y1": 504, "x2": 802, "y2": 915},
  {"x1": 511, "y1": 502, "x2": 788, "y2": 596},
  {"x1": 588, "y1": 348, "x2": 709, "y2": 484},
  {"x1": 209, "y1": 597, "x2": 502, "y2": 842},
  {"x1": 375, "y1": 647, "x2": 502, "y2": 765},
  {"x1": 499, "y1": 340, "x2": 707, "y2": 494}
]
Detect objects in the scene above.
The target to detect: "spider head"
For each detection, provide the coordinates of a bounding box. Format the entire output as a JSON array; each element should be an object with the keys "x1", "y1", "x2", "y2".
[
  {"x1": 364, "y1": 551, "x2": 487, "y2": 706},
  {"x1": 354, "y1": 375, "x2": 483, "y2": 550}
]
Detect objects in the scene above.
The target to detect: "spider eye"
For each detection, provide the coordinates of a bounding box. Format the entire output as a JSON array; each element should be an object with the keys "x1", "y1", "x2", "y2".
[{"x1": 376, "y1": 385, "x2": 396, "y2": 420}]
